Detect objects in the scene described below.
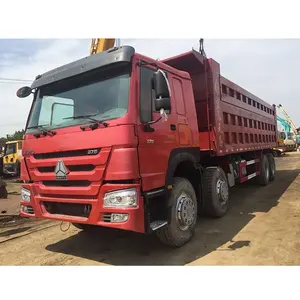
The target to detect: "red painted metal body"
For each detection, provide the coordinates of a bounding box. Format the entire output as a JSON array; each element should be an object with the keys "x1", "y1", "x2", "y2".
[
  {"x1": 239, "y1": 158, "x2": 260, "y2": 183},
  {"x1": 20, "y1": 47, "x2": 277, "y2": 234},
  {"x1": 163, "y1": 50, "x2": 278, "y2": 155},
  {"x1": 20, "y1": 123, "x2": 145, "y2": 233}
]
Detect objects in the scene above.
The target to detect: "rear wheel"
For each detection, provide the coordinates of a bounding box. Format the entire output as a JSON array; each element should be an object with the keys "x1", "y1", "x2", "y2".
[
  {"x1": 202, "y1": 167, "x2": 229, "y2": 218},
  {"x1": 156, "y1": 177, "x2": 197, "y2": 247},
  {"x1": 256, "y1": 154, "x2": 270, "y2": 186},
  {"x1": 266, "y1": 153, "x2": 276, "y2": 181}
]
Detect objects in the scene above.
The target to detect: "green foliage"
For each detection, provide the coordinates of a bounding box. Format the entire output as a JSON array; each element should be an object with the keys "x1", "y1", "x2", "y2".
[{"x1": 0, "y1": 129, "x2": 25, "y2": 149}]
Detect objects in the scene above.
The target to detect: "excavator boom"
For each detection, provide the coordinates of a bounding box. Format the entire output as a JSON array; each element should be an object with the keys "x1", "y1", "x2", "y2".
[
  {"x1": 90, "y1": 38, "x2": 116, "y2": 55},
  {"x1": 278, "y1": 104, "x2": 298, "y2": 133}
]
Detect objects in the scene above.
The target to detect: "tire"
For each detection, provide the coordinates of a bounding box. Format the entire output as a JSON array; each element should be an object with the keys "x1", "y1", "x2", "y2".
[
  {"x1": 256, "y1": 154, "x2": 270, "y2": 186},
  {"x1": 202, "y1": 167, "x2": 229, "y2": 218},
  {"x1": 156, "y1": 177, "x2": 197, "y2": 247},
  {"x1": 266, "y1": 153, "x2": 276, "y2": 181}
]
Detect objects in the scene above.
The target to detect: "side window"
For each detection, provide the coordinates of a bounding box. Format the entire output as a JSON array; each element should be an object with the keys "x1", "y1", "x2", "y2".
[
  {"x1": 173, "y1": 78, "x2": 185, "y2": 115},
  {"x1": 140, "y1": 67, "x2": 156, "y2": 123}
]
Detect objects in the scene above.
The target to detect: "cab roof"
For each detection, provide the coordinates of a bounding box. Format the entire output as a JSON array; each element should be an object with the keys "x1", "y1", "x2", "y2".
[{"x1": 6, "y1": 140, "x2": 22, "y2": 145}]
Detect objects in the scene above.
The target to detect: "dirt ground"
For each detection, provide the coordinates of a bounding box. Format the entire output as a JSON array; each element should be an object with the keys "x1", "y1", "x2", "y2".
[
  {"x1": 0, "y1": 152, "x2": 299, "y2": 266},
  {"x1": 0, "y1": 179, "x2": 21, "y2": 216}
]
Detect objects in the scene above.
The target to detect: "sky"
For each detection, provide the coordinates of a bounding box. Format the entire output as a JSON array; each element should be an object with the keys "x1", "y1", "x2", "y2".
[{"x1": 0, "y1": 38, "x2": 300, "y2": 137}]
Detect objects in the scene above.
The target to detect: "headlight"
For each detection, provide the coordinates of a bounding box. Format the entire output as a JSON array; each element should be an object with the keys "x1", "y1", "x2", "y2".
[
  {"x1": 21, "y1": 188, "x2": 31, "y2": 202},
  {"x1": 103, "y1": 188, "x2": 137, "y2": 208}
]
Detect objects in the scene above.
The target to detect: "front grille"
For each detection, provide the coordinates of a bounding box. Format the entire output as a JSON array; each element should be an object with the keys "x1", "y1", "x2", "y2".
[
  {"x1": 27, "y1": 206, "x2": 34, "y2": 214},
  {"x1": 34, "y1": 148, "x2": 100, "y2": 159},
  {"x1": 43, "y1": 202, "x2": 92, "y2": 217},
  {"x1": 102, "y1": 213, "x2": 112, "y2": 222},
  {"x1": 42, "y1": 180, "x2": 91, "y2": 187},
  {"x1": 38, "y1": 164, "x2": 95, "y2": 173}
]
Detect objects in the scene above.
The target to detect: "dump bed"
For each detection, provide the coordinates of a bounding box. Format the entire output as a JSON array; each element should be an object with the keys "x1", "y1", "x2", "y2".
[{"x1": 163, "y1": 50, "x2": 277, "y2": 156}]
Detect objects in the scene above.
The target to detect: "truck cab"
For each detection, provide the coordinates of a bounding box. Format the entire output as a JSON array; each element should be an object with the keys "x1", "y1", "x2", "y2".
[{"x1": 17, "y1": 45, "x2": 199, "y2": 239}]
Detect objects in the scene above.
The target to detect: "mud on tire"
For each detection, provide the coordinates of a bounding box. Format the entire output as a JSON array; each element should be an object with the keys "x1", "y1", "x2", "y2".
[{"x1": 156, "y1": 177, "x2": 197, "y2": 247}]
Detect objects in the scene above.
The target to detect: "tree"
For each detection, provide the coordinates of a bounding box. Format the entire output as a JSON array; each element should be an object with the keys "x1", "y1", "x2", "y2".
[{"x1": 0, "y1": 129, "x2": 25, "y2": 151}]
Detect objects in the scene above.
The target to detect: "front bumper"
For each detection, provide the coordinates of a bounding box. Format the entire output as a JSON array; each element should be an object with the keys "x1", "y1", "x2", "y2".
[{"x1": 20, "y1": 183, "x2": 145, "y2": 233}]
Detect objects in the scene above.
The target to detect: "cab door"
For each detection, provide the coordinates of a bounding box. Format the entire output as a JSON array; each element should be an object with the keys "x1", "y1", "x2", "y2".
[{"x1": 136, "y1": 64, "x2": 178, "y2": 192}]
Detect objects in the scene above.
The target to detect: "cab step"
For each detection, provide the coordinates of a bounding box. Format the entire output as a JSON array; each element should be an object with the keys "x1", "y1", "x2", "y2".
[{"x1": 150, "y1": 220, "x2": 168, "y2": 231}]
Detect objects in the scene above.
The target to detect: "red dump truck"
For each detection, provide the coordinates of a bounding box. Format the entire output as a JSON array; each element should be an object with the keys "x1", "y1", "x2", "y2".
[{"x1": 16, "y1": 44, "x2": 277, "y2": 247}]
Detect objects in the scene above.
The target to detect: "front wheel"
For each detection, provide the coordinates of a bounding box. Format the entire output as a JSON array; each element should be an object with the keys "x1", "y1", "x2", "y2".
[{"x1": 156, "y1": 177, "x2": 197, "y2": 247}]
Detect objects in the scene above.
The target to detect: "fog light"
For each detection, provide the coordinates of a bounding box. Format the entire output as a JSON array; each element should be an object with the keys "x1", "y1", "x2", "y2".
[
  {"x1": 111, "y1": 213, "x2": 128, "y2": 223},
  {"x1": 21, "y1": 205, "x2": 28, "y2": 213},
  {"x1": 21, "y1": 188, "x2": 31, "y2": 202}
]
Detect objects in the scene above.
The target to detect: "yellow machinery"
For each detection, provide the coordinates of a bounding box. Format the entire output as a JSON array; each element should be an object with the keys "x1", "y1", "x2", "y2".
[
  {"x1": 90, "y1": 38, "x2": 116, "y2": 55},
  {"x1": 2, "y1": 140, "x2": 23, "y2": 176},
  {"x1": 272, "y1": 131, "x2": 286, "y2": 157}
]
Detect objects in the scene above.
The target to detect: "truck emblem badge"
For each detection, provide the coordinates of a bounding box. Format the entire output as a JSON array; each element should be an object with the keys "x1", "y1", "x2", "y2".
[{"x1": 55, "y1": 160, "x2": 69, "y2": 180}]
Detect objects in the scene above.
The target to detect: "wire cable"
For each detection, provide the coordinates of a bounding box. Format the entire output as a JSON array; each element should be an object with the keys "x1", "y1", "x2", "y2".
[{"x1": 0, "y1": 77, "x2": 32, "y2": 82}]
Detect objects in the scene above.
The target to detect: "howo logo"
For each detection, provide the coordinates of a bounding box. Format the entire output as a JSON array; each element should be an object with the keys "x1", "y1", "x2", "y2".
[{"x1": 55, "y1": 160, "x2": 69, "y2": 180}]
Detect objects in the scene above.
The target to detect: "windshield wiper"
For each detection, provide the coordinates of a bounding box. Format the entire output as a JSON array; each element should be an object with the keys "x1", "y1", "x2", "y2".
[
  {"x1": 27, "y1": 125, "x2": 57, "y2": 138},
  {"x1": 63, "y1": 114, "x2": 109, "y2": 131},
  {"x1": 64, "y1": 114, "x2": 98, "y2": 120}
]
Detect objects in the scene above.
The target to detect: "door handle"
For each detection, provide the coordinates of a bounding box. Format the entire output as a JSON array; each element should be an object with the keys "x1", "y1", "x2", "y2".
[{"x1": 170, "y1": 124, "x2": 176, "y2": 131}]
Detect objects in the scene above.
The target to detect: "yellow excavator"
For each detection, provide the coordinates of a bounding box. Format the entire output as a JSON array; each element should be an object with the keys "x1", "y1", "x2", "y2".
[
  {"x1": 2, "y1": 140, "x2": 23, "y2": 177},
  {"x1": 90, "y1": 38, "x2": 118, "y2": 55}
]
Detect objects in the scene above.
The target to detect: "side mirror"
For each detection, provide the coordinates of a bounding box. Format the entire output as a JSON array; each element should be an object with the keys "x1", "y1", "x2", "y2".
[
  {"x1": 16, "y1": 86, "x2": 32, "y2": 98},
  {"x1": 153, "y1": 70, "x2": 171, "y2": 111}
]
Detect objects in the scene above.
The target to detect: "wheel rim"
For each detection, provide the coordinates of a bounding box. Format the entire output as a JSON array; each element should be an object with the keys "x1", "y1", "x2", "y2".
[
  {"x1": 216, "y1": 179, "x2": 229, "y2": 206},
  {"x1": 176, "y1": 192, "x2": 196, "y2": 231}
]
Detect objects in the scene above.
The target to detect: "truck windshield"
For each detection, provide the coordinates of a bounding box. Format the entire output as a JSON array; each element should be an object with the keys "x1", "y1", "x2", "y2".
[{"x1": 26, "y1": 66, "x2": 131, "y2": 132}]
